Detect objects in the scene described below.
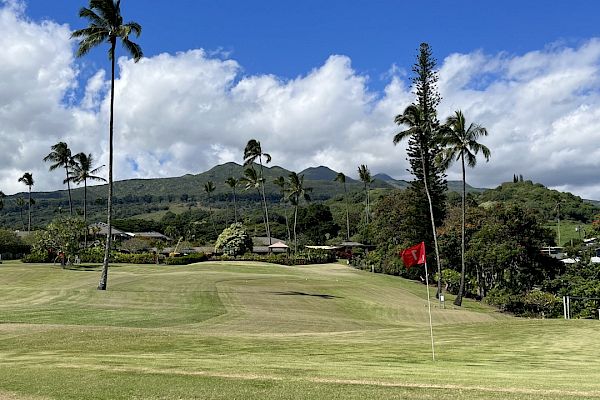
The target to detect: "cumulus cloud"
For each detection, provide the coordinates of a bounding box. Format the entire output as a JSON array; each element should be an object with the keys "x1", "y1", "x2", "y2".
[{"x1": 1, "y1": 3, "x2": 600, "y2": 200}]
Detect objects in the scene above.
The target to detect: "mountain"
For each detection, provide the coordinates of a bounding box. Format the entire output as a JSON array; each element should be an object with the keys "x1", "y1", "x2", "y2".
[
  {"x1": 0, "y1": 162, "x2": 494, "y2": 229},
  {"x1": 299, "y1": 166, "x2": 345, "y2": 181}
]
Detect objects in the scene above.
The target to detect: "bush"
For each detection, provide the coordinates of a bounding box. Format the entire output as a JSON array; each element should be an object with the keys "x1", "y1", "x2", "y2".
[
  {"x1": 164, "y1": 253, "x2": 208, "y2": 265},
  {"x1": 210, "y1": 251, "x2": 336, "y2": 266},
  {"x1": 22, "y1": 250, "x2": 51, "y2": 263},
  {"x1": 214, "y1": 223, "x2": 253, "y2": 256},
  {"x1": 113, "y1": 252, "x2": 158, "y2": 264}
]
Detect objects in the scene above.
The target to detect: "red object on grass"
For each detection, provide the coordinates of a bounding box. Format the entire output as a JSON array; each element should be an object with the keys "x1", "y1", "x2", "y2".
[{"x1": 400, "y1": 242, "x2": 426, "y2": 268}]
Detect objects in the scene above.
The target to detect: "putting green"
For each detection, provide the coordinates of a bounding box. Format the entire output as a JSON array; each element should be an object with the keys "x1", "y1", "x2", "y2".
[{"x1": 0, "y1": 261, "x2": 598, "y2": 399}]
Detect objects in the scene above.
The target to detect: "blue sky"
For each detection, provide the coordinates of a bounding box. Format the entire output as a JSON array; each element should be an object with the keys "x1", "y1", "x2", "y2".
[
  {"x1": 2, "y1": 0, "x2": 600, "y2": 199},
  {"x1": 27, "y1": 0, "x2": 600, "y2": 92}
]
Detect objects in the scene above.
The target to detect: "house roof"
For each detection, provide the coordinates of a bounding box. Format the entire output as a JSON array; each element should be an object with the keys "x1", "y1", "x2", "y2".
[
  {"x1": 129, "y1": 231, "x2": 172, "y2": 240},
  {"x1": 89, "y1": 222, "x2": 128, "y2": 237},
  {"x1": 305, "y1": 245, "x2": 341, "y2": 250},
  {"x1": 253, "y1": 237, "x2": 286, "y2": 246},
  {"x1": 339, "y1": 241, "x2": 368, "y2": 247},
  {"x1": 268, "y1": 241, "x2": 289, "y2": 249}
]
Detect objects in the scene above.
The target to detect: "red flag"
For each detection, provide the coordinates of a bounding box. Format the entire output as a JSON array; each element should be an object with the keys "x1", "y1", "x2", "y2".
[{"x1": 400, "y1": 242, "x2": 426, "y2": 268}]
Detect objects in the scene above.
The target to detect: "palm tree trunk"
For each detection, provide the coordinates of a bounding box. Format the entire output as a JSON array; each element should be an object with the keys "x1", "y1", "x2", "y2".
[
  {"x1": 258, "y1": 158, "x2": 271, "y2": 244},
  {"x1": 83, "y1": 179, "x2": 88, "y2": 248},
  {"x1": 367, "y1": 185, "x2": 371, "y2": 223},
  {"x1": 65, "y1": 165, "x2": 73, "y2": 215},
  {"x1": 208, "y1": 197, "x2": 217, "y2": 237},
  {"x1": 284, "y1": 207, "x2": 291, "y2": 243},
  {"x1": 294, "y1": 204, "x2": 298, "y2": 254},
  {"x1": 19, "y1": 207, "x2": 24, "y2": 231},
  {"x1": 99, "y1": 40, "x2": 116, "y2": 291},
  {"x1": 420, "y1": 147, "x2": 442, "y2": 301},
  {"x1": 344, "y1": 182, "x2": 350, "y2": 240},
  {"x1": 454, "y1": 153, "x2": 467, "y2": 306},
  {"x1": 256, "y1": 188, "x2": 268, "y2": 237},
  {"x1": 364, "y1": 184, "x2": 369, "y2": 225},
  {"x1": 233, "y1": 188, "x2": 237, "y2": 223},
  {"x1": 27, "y1": 187, "x2": 31, "y2": 232}
]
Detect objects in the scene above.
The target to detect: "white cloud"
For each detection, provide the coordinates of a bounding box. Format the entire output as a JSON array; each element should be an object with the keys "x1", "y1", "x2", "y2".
[{"x1": 1, "y1": 3, "x2": 600, "y2": 201}]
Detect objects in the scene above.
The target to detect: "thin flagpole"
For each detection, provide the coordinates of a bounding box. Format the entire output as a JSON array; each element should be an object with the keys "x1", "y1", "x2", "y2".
[{"x1": 424, "y1": 261, "x2": 435, "y2": 361}]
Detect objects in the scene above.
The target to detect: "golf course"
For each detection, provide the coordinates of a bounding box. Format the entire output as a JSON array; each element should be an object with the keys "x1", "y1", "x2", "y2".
[{"x1": 0, "y1": 261, "x2": 598, "y2": 399}]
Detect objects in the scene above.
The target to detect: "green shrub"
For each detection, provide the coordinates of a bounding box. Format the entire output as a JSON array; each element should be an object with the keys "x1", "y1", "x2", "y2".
[
  {"x1": 164, "y1": 253, "x2": 207, "y2": 265},
  {"x1": 214, "y1": 223, "x2": 253, "y2": 256},
  {"x1": 80, "y1": 247, "x2": 106, "y2": 263},
  {"x1": 113, "y1": 252, "x2": 157, "y2": 264},
  {"x1": 22, "y1": 251, "x2": 51, "y2": 263}
]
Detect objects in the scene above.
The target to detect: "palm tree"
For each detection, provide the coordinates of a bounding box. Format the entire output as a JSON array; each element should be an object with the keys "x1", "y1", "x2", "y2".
[
  {"x1": 357, "y1": 165, "x2": 373, "y2": 225},
  {"x1": 68, "y1": 152, "x2": 106, "y2": 247},
  {"x1": 43, "y1": 142, "x2": 75, "y2": 215},
  {"x1": 72, "y1": 0, "x2": 143, "y2": 291},
  {"x1": 438, "y1": 110, "x2": 491, "y2": 306},
  {"x1": 286, "y1": 172, "x2": 312, "y2": 254},
  {"x1": 240, "y1": 167, "x2": 268, "y2": 236},
  {"x1": 394, "y1": 104, "x2": 444, "y2": 299},
  {"x1": 334, "y1": 172, "x2": 351, "y2": 240},
  {"x1": 0, "y1": 191, "x2": 5, "y2": 212},
  {"x1": 224, "y1": 177, "x2": 239, "y2": 224},
  {"x1": 204, "y1": 181, "x2": 217, "y2": 236},
  {"x1": 15, "y1": 197, "x2": 26, "y2": 230},
  {"x1": 18, "y1": 173, "x2": 34, "y2": 232},
  {"x1": 243, "y1": 139, "x2": 272, "y2": 245},
  {"x1": 273, "y1": 176, "x2": 291, "y2": 243}
]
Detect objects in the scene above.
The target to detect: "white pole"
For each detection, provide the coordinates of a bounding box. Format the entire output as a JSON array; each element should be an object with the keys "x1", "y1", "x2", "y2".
[
  {"x1": 567, "y1": 296, "x2": 570, "y2": 320},
  {"x1": 424, "y1": 261, "x2": 435, "y2": 361},
  {"x1": 563, "y1": 296, "x2": 567, "y2": 319}
]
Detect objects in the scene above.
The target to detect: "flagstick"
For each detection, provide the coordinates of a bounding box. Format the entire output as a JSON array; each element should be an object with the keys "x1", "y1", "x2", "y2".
[{"x1": 424, "y1": 261, "x2": 435, "y2": 361}]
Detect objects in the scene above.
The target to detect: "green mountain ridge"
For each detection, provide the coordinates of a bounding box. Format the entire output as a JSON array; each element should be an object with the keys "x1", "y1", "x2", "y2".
[{"x1": 1, "y1": 163, "x2": 596, "y2": 229}]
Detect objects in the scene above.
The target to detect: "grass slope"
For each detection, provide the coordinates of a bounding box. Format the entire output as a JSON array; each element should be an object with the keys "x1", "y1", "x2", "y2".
[{"x1": 0, "y1": 261, "x2": 599, "y2": 399}]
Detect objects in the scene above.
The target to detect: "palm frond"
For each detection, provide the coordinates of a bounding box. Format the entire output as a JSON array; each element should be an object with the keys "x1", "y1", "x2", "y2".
[{"x1": 121, "y1": 37, "x2": 143, "y2": 62}]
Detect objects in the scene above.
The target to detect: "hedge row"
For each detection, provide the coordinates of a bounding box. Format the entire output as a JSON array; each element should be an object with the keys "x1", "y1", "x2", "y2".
[
  {"x1": 211, "y1": 252, "x2": 336, "y2": 265},
  {"x1": 164, "y1": 253, "x2": 208, "y2": 265}
]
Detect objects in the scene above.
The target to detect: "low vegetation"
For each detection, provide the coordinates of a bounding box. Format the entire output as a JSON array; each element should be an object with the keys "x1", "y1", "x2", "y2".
[{"x1": 0, "y1": 261, "x2": 599, "y2": 399}]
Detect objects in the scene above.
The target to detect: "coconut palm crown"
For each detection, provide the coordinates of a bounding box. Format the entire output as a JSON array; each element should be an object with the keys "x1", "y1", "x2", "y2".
[{"x1": 43, "y1": 142, "x2": 75, "y2": 215}]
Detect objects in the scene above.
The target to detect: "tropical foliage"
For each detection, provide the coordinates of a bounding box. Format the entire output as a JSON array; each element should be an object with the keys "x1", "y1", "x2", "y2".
[
  {"x1": 214, "y1": 223, "x2": 253, "y2": 256},
  {"x1": 437, "y1": 110, "x2": 491, "y2": 306}
]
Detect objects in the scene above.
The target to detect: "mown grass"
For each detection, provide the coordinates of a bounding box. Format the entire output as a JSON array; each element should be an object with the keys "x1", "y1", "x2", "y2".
[{"x1": 0, "y1": 261, "x2": 599, "y2": 399}]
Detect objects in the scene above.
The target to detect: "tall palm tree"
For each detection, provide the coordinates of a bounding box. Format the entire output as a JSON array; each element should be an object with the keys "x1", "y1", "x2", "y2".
[
  {"x1": 243, "y1": 139, "x2": 272, "y2": 244},
  {"x1": 357, "y1": 165, "x2": 373, "y2": 225},
  {"x1": 68, "y1": 152, "x2": 106, "y2": 247},
  {"x1": 204, "y1": 181, "x2": 217, "y2": 236},
  {"x1": 286, "y1": 172, "x2": 312, "y2": 254},
  {"x1": 72, "y1": 0, "x2": 143, "y2": 291},
  {"x1": 18, "y1": 173, "x2": 34, "y2": 232},
  {"x1": 15, "y1": 197, "x2": 26, "y2": 230},
  {"x1": 224, "y1": 177, "x2": 239, "y2": 224},
  {"x1": 43, "y1": 142, "x2": 75, "y2": 215},
  {"x1": 240, "y1": 167, "x2": 268, "y2": 237},
  {"x1": 334, "y1": 172, "x2": 350, "y2": 240},
  {"x1": 438, "y1": 110, "x2": 491, "y2": 306},
  {"x1": 273, "y1": 176, "x2": 291, "y2": 243},
  {"x1": 394, "y1": 104, "x2": 443, "y2": 299},
  {"x1": 0, "y1": 190, "x2": 5, "y2": 212}
]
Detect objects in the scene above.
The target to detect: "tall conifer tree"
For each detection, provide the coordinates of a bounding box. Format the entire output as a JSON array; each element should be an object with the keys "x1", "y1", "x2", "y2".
[{"x1": 395, "y1": 43, "x2": 447, "y2": 299}]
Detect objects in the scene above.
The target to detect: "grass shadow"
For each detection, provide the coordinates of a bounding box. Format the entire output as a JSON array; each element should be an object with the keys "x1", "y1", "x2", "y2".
[
  {"x1": 270, "y1": 291, "x2": 342, "y2": 299},
  {"x1": 62, "y1": 264, "x2": 101, "y2": 272}
]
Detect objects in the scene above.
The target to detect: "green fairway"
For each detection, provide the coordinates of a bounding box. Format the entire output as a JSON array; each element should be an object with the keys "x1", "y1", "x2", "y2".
[{"x1": 0, "y1": 261, "x2": 599, "y2": 399}]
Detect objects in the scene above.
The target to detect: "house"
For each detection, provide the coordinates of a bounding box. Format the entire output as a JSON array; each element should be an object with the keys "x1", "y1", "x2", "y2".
[
  {"x1": 89, "y1": 222, "x2": 129, "y2": 240},
  {"x1": 252, "y1": 237, "x2": 287, "y2": 254}
]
